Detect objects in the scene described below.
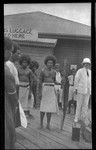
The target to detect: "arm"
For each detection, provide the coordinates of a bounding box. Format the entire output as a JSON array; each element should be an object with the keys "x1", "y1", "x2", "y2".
[
  {"x1": 74, "y1": 70, "x2": 81, "y2": 93},
  {"x1": 5, "y1": 67, "x2": 18, "y2": 112},
  {"x1": 28, "y1": 70, "x2": 34, "y2": 99}
]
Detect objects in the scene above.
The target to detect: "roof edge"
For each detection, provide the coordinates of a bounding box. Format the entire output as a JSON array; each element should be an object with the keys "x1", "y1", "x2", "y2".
[{"x1": 38, "y1": 32, "x2": 91, "y2": 40}]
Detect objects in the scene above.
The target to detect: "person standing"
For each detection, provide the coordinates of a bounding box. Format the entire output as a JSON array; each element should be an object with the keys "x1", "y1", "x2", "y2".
[
  {"x1": 4, "y1": 37, "x2": 18, "y2": 149},
  {"x1": 18, "y1": 54, "x2": 34, "y2": 119},
  {"x1": 54, "y1": 63, "x2": 63, "y2": 109},
  {"x1": 67, "y1": 67, "x2": 77, "y2": 114},
  {"x1": 74, "y1": 58, "x2": 91, "y2": 123},
  {"x1": 38, "y1": 55, "x2": 58, "y2": 130},
  {"x1": 29, "y1": 60, "x2": 39, "y2": 109},
  {"x1": 6, "y1": 42, "x2": 22, "y2": 127}
]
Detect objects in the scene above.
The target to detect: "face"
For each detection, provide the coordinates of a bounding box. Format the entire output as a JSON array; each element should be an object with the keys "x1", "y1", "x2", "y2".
[
  {"x1": 72, "y1": 69, "x2": 76, "y2": 75},
  {"x1": 21, "y1": 60, "x2": 28, "y2": 68},
  {"x1": 83, "y1": 63, "x2": 90, "y2": 69},
  {"x1": 55, "y1": 64, "x2": 60, "y2": 72},
  {"x1": 4, "y1": 50, "x2": 12, "y2": 61},
  {"x1": 46, "y1": 60, "x2": 53, "y2": 69}
]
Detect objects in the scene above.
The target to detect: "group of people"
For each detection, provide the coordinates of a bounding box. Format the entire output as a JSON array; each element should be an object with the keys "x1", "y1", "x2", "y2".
[{"x1": 5, "y1": 36, "x2": 91, "y2": 149}]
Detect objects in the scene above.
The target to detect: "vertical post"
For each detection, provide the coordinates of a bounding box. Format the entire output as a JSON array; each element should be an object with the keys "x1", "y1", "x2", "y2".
[{"x1": 60, "y1": 58, "x2": 69, "y2": 130}]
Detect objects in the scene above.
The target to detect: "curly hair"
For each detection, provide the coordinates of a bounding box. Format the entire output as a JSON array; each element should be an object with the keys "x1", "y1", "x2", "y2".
[
  {"x1": 11, "y1": 53, "x2": 20, "y2": 63},
  {"x1": 44, "y1": 55, "x2": 57, "y2": 66},
  {"x1": 29, "y1": 60, "x2": 39, "y2": 70},
  {"x1": 4, "y1": 36, "x2": 13, "y2": 52},
  {"x1": 19, "y1": 54, "x2": 31, "y2": 65}
]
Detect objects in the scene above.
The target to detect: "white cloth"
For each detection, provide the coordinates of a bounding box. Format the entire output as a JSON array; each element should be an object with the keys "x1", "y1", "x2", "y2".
[
  {"x1": 74, "y1": 92, "x2": 90, "y2": 122},
  {"x1": 55, "y1": 71, "x2": 63, "y2": 103},
  {"x1": 68, "y1": 85, "x2": 77, "y2": 101},
  {"x1": 40, "y1": 83, "x2": 59, "y2": 113},
  {"x1": 19, "y1": 82, "x2": 33, "y2": 111},
  {"x1": 6, "y1": 60, "x2": 19, "y2": 85},
  {"x1": 68, "y1": 75, "x2": 74, "y2": 85},
  {"x1": 68, "y1": 75, "x2": 77, "y2": 101},
  {"x1": 19, "y1": 101, "x2": 27, "y2": 128},
  {"x1": 74, "y1": 68, "x2": 91, "y2": 94},
  {"x1": 56, "y1": 72, "x2": 62, "y2": 83}
]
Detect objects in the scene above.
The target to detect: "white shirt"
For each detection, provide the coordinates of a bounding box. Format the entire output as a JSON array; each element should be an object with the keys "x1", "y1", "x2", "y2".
[
  {"x1": 56, "y1": 71, "x2": 62, "y2": 83},
  {"x1": 6, "y1": 60, "x2": 19, "y2": 85},
  {"x1": 74, "y1": 67, "x2": 91, "y2": 94},
  {"x1": 68, "y1": 75, "x2": 74, "y2": 85}
]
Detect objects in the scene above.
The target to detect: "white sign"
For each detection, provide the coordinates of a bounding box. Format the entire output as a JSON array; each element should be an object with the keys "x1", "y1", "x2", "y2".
[{"x1": 4, "y1": 26, "x2": 38, "y2": 41}]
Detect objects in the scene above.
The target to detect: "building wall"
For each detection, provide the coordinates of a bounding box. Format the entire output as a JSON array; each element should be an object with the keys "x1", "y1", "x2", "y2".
[
  {"x1": 18, "y1": 42, "x2": 54, "y2": 74},
  {"x1": 54, "y1": 39, "x2": 91, "y2": 70}
]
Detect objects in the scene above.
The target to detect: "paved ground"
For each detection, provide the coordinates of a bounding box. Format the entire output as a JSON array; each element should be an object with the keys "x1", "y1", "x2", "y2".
[{"x1": 15, "y1": 108, "x2": 92, "y2": 149}]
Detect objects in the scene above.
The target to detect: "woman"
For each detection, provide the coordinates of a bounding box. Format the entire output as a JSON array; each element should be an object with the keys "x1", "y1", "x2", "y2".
[
  {"x1": 29, "y1": 60, "x2": 39, "y2": 108},
  {"x1": 18, "y1": 54, "x2": 34, "y2": 119},
  {"x1": 39, "y1": 55, "x2": 59, "y2": 130}
]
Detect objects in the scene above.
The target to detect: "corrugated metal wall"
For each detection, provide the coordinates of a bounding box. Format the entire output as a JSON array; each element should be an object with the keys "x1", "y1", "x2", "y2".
[{"x1": 54, "y1": 39, "x2": 91, "y2": 70}]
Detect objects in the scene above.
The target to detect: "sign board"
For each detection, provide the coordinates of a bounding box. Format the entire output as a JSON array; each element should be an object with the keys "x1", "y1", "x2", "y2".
[{"x1": 4, "y1": 26, "x2": 38, "y2": 41}]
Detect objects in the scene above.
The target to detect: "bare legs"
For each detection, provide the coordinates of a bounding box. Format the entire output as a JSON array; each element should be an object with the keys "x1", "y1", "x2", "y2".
[{"x1": 40, "y1": 112, "x2": 51, "y2": 129}]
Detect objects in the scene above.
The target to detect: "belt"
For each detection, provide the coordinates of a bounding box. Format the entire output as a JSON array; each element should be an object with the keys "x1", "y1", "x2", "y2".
[
  {"x1": 44, "y1": 83, "x2": 54, "y2": 86},
  {"x1": 19, "y1": 84, "x2": 29, "y2": 88},
  {"x1": 55, "y1": 83, "x2": 61, "y2": 85}
]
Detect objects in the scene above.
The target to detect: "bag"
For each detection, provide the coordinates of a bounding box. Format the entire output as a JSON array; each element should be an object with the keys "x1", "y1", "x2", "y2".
[
  {"x1": 72, "y1": 123, "x2": 81, "y2": 141},
  {"x1": 19, "y1": 101, "x2": 27, "y2": 128}
]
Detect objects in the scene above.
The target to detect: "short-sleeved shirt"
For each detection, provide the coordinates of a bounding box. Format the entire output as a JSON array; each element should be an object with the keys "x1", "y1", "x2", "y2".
[{"x1": 6, "y1": 60, "x2": 19, "y2": 85}]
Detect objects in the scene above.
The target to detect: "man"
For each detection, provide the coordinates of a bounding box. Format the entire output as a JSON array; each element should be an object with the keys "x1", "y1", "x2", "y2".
[
  {"x1": 29, "y1": 60, "x2": 39, "y2": 109},
  {"x1": 74, "y1": 58, "x2": 91, "y2": 123},
  {"x1": 5, "y1": 37, "x2": 18, "y2": 149},
  {"x1": 67, "y1": 66, "x2": 77, "y2": 114},
  {"x1": 54, "y1": 63, "x2": 63, "y2": 109}
]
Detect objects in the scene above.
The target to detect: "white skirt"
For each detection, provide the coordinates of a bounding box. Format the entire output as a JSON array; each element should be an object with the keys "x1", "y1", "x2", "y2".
[
  {"x1": 40, "y1": 83, "x2": 59, "y2": 113},
  {"x1": 68, "y1": 85, "x2": 77, "y2": 101},
  {"x1": 19, "y1": 82, "x2": 33, "y2": 111}
]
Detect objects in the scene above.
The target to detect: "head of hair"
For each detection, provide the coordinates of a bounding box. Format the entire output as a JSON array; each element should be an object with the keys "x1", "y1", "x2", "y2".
[
  {"x1": 44, "y1": 55, "x2": 57, "y2": 66},
  {"x1": 19, "y1": 54, "x2": 31, "y2": 65},
  {"x1": 12, "y1": 41, "x2": 20, "y2": 54},
  {"x1": 4, "y1": 36, "x2": 13, "y2": 52},
  {"x1": 11, "y1": 53, "x2": 20, "y2": 63},
  {"x1": 29, "y1": 60, "x2": 39, "y2": 70}
]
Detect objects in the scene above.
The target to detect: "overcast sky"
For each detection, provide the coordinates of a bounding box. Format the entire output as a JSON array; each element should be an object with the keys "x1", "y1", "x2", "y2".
[{"x1": 4, "y1": 3, "x2": 91, "y2": 26}]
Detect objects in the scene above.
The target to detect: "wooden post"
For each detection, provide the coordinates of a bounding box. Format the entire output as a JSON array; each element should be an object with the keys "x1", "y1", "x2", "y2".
[{"x1": 60, "y1": 58, "x2": 69, "y2": 130}]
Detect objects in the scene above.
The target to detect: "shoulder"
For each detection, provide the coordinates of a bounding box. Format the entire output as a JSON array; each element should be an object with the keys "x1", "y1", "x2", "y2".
[
  {"x1": 5, "y1": 64, "x2": 14, "y2": 81},
  {"x1": 76, "y1": 68, "x2": 83, "y2": 74}
]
